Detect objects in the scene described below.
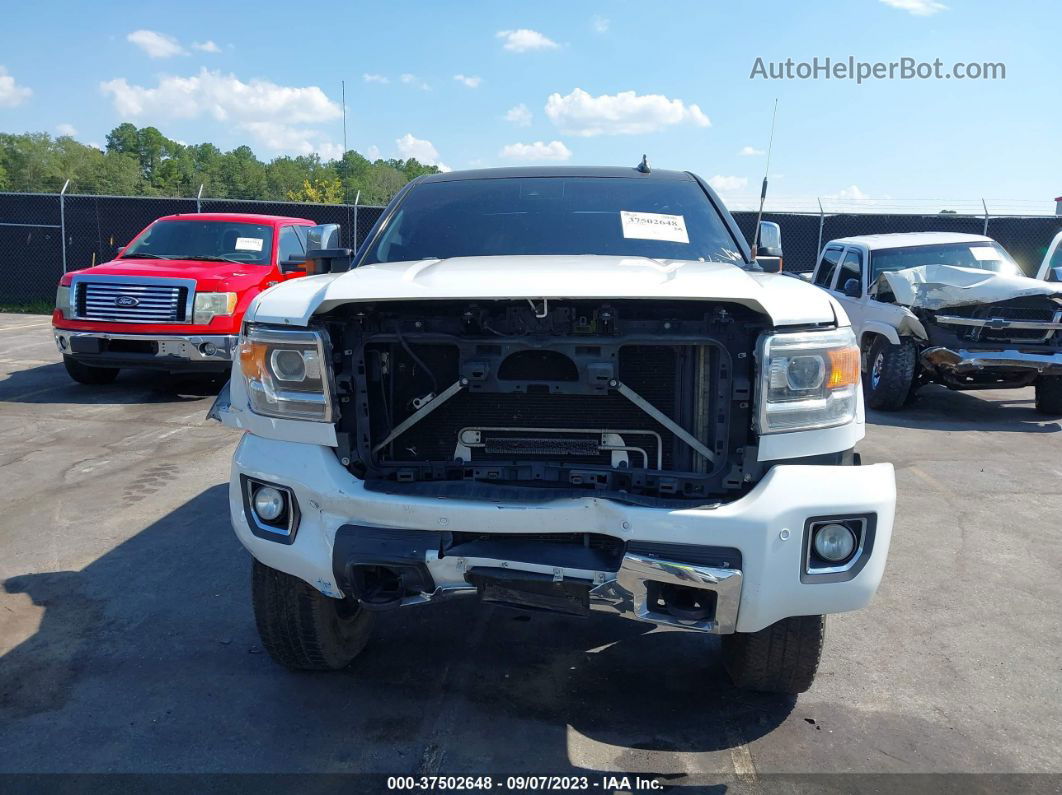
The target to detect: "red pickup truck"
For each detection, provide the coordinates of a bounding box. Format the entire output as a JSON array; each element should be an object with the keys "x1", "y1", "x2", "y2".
[{"x1": 52, "y1": 212, "x2": 317, "y2": 384}]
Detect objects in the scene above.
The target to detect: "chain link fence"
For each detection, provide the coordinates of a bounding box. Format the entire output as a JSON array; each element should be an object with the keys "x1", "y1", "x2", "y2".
[
  {"x1": 0, "y1": 192, "x2": 385, "y2": 304},
  {"x1": 2, "y1": 190, "x2": 1059, "y2": 304}
]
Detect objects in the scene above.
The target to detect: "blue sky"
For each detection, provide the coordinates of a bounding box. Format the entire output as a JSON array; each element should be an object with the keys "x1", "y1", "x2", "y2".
[{"x1": 0, "y1": 0, "x2": 1059, "y2": 212}]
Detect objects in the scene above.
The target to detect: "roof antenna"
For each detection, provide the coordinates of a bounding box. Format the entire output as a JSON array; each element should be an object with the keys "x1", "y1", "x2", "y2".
[
  {"x1": 636, "y1": 154, "x2": 651, "y2": 173},
  {"x1": 751, "y1": 98, "x2": 779, "y2": 259}
]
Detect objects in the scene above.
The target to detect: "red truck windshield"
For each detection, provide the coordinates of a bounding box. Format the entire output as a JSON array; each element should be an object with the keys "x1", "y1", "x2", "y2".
[{"x1": 121, "y1": 220, "x2": 275, "y2": 266}]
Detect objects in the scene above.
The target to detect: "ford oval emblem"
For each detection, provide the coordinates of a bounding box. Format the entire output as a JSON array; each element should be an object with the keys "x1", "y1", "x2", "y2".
[{"x1": 115, "y1": 296, "x2": 140, "y2": 308}]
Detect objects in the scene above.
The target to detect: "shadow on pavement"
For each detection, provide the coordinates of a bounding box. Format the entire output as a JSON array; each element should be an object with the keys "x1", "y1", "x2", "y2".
[
  {"x1": 867, "y1": 384, "x2": 1060, "y2": 433},
  {"x1": 0, "y1": 361, "x2": 225, "y2": 405},
  {"x1": 0, "y1": 483, "x2": 792, "y2": 775}
]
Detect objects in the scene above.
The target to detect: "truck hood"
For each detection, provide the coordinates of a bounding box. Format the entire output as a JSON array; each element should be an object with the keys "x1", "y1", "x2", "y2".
[
  {"x1": 877, "y1": 263, "x2": 1062, "y2": 310},
  {"x1": 248, "y1": 255, "x2": 841, "y2": 328},
  {"x1": 71, "y1": 258, "x2": 270, "y2": 292}
]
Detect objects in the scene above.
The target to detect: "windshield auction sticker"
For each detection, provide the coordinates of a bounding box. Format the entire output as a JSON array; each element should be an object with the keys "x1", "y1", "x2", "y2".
[
  {"x1": 620, "y1": 211, "x2": 689, "y2": 244},
  {"x1": 235, "y1": 237, "x2": 264, "y2": 252}
]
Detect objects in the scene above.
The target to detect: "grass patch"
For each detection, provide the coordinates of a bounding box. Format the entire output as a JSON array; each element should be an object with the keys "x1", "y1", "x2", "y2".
[{"x1": 0, "y1": 299, "x2": 54, "y2": 315}]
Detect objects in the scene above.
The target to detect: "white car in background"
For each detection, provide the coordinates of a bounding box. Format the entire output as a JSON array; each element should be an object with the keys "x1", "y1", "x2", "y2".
[
  {"x1": 1036, "y1": 229, "x2": 1062, "y2": 283},
  {"x1": 809, "y1": 232, "x2": 1062, "y2": 413}
]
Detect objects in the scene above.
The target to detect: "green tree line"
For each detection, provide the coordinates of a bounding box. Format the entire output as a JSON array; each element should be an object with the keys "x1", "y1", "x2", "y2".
[{"x1": 0, "y1": 123, "x2": 440, "y2": 206}]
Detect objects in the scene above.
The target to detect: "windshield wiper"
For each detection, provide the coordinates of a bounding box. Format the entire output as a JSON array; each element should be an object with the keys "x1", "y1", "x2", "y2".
[
  {"x1": 121, "y1": 252, "x2": 178, "y2": 260},
  {"x1": 178, "y1": 255, "x2": 245, "y2": 264}
]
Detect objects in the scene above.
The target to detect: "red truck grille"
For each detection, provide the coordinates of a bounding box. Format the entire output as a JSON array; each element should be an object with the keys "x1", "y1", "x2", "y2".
[{"x1": 74, "y1": 281, "x2": 189, "y2": 324}]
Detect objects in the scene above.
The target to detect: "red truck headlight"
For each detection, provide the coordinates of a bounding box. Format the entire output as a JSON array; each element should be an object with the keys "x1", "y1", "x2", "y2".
[{"x1": 192, "y1": 292, "x2": 238, "y2": 325}]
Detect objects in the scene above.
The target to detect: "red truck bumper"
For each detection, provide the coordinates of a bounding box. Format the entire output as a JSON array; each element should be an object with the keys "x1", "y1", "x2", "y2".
[{"x1": 53, "y1": 327, "x2": 238, "y2": 373}]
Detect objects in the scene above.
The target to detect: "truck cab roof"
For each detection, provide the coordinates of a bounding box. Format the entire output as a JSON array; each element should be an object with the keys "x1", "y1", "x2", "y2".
[
  {"x1": 827, "y1": 232, "x2": 996, "y2": 251},
  {"x1": 417, "y1": 166, "x2": 695, "y2": 183},
  {"x1": 155, "y1": 212, "x2": 316, "y2": 225}
]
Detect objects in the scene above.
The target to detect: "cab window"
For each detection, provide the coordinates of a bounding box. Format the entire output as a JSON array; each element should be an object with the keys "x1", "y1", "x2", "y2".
[
  {"x1": 813, "y1": 247, "x2": 843, "y2": 287},
  {"x1": 836, "y1": 249, "x2": 863, "y2": 294},
  {"x1": 278, "y1": 225, "x2": 308, "y2": 263}
]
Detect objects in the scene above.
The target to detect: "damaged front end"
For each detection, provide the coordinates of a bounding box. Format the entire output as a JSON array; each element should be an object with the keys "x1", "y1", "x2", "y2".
[
  {"x1": 874, "y1": 264, "x2": 1062, "y2": 388},
  {"x1": 323, "y1": 298, "x2": 768, "y2": 505}
]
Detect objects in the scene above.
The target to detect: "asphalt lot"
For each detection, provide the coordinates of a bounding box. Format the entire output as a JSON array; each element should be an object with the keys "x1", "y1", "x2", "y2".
[{"x1": 0, "y1": 311, "x2": 1060, "y2": 787}]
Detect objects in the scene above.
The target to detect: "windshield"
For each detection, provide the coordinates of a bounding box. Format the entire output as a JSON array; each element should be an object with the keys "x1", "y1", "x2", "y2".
[
  {"x1": 361, "y1": 177, "x2": 746, "y2": 265},
  {"x1": 870, "y1": 242, "x2": 1022, "y2": 283},
  {"x1": 122, "y1": 220, "x2": 275, "y2": 265}
]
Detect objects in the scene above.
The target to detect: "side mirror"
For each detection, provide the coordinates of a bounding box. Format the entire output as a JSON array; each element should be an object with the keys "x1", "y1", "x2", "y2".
[
  {"x1": 306, "y1": 223, "x2": 341, "y2": 252},
  {"x1": 843, "y1": 278, "x2": 862, "y2": 298},
  {"x1": 279, "y1": 260, "x2": 307, "y2": 274},
  {"x1": 305, "y1": 223, "x2": 353, "y2": 273},
  {"x1": 756, "y1": 221, "x2": 783, "y2": 259}
]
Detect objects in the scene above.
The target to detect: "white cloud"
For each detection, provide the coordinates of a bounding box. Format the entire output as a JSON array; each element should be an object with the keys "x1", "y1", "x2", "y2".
[
  {"x1": 591, "y1": 15, "x2": 609, "y2": 33},
  {"x1": 879, "y1": 0, "x2": 947, "y2": 15},
  {"x1": 56, "y1": 123, "x2": 78, "y2": 137},
  {"x1": 127, "y1": 29, "x2": 187, "y2": 58},
  {"x1": 545, "y1": 88, "x2": 710, "y2": 136},
  {"x1": 739, "y1": 145, "x2": 765, "y2": 156},
  {"x1": 400, "y1": 73, "x2": 430, "y2": 90},
  {"x1": 191, "y1": 40, "x2": 221, "y2": 53},
  {"x1": 0, "y1": 66, "x2": 31, "y2": 107},
  {"x1": 453, "y1": 74, "x2": 483, "y2": 88},
  {"x1": 496, "y1": 29, "x2": 559, "y2": 52},
  {"x1": 396, "y1": 133, "x2": 450, "y2": 171},
  {"x1": 100, "y1": 68, "x2": 340, "y2": 123},
  {"x1": 499, "y1": 140, "x2": 572, "y2": 161},
  {"x1": 99, "y1": 68, "x2": 341, "y2": 157},
  {"x1": 365, "y1": 144, "x2": 381, "y2": 161},
  {"x1": 363, "y1": 73, "x2": 389, "y2": 84},
  {"x1": 241, "y1": 121, "x2": 341, "y2": 158},
  {"x1": 708, "y1": 175, "x2": 748, "y2": 192},
  {"x1": 825, "y1": 184, "x2": 876, "y2": 203},
  {"x1": 317, "y1": 141, "x2": 345, "y2": 161},
  {"x1": 504, "y1": 103, "x2": 533, "y2": 126}
]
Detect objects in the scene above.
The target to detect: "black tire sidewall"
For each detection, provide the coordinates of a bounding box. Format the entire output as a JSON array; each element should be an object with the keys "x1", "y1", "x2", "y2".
[
  {"x1": 63, "y1": 355, "x2": 119, "y2": 385},
  {"x1": 863, "y1": 337, "x2": 916, "y2": 411},
  {"x1": 1035, "y1": 376, "x2": 1062, "y2": 415}
]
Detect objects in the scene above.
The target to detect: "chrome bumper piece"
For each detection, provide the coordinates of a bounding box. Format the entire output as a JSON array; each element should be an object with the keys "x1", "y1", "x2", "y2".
[
  {"x1": 922, "y1": 346, "x2": 1062, "y2": 374},
  {"x1": 589, "y1": 553, "x2": 742, "y2": 633},
  {"x1": 403, "y1": 552, "x2": 743, "y2": 635},
  {"x1": 54, "y1": 330, "x2": 238, "y2": 362}
]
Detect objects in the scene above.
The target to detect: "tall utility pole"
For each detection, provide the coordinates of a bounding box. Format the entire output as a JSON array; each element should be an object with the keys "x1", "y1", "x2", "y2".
[{"x1": 341, "y1": 80, "x2": 348, "y2": 156}]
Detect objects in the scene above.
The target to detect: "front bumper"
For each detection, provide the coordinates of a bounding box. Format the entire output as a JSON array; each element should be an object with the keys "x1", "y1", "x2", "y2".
[
  {"x1": 53, "y1": 328, "x2": 237, "y2": 371},
  {"x1": 229, "y1": 434, "x2": 895, "y2": 634},
  {"x1": 922, "y1": 346, "x2": 1062, "y2": 375}
]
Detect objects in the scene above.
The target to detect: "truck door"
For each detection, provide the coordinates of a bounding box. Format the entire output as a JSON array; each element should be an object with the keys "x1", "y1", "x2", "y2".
[{"x1": 828, "y1": 246, "x2": 867, "y2": 336}]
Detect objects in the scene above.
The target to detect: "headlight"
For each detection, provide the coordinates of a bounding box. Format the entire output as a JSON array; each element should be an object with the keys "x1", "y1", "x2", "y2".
[
  {"x1": 56, "y1": 285, "x2": 71, "y2": 316},
  {"x1": 756, "y1": 327, "x2": 860, "y2": 433},
  {"x1": 239, "y1": 325, "x2": 335, "y2": 422},
  {"x1": 192, "y1": 292, "x2": 237, "y2": 325}
]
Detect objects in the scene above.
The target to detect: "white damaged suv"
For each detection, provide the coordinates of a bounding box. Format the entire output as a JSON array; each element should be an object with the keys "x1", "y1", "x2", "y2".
[{"x1": 211, "y1": 166, "x2": 895, "y2": 694}]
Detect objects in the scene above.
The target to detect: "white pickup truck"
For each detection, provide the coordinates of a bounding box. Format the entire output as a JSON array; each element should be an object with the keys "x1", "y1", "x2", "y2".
[
  {"x1": 211, "y1": 166, "x2": 895, "y2": 695},
  {"x1": 810, "y1": 232, "x2": 1062, "y2": 413}
]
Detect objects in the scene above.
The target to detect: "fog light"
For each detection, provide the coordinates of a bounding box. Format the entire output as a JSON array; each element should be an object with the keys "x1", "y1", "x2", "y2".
[
  {"x1": 200, "y1": 342, "x2": 217, "y2": 356},
  {"x1": 813, "y1": 523, "x2": 857, "y2": 562},
  {"x1": 252, "y1": 486, "x2": 285, "y2": 522}
]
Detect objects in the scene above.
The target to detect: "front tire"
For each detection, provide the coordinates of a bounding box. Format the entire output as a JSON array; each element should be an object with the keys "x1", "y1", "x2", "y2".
[
  {"x1": 863, "y1": 337, "x2": 916, "y2": 411},
  {"x1": 63, "y1": 355, "x2": 119, "y2": 385},
  {"x1": 721, "y1": 615, "x2": 826, "y2": 695},
  {"x1": 251, "y1": 559, "x2": 374, "y2": 671},
  {"x1": 1035, "y1": 375, "x2": 1062, "y2": 415}
]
